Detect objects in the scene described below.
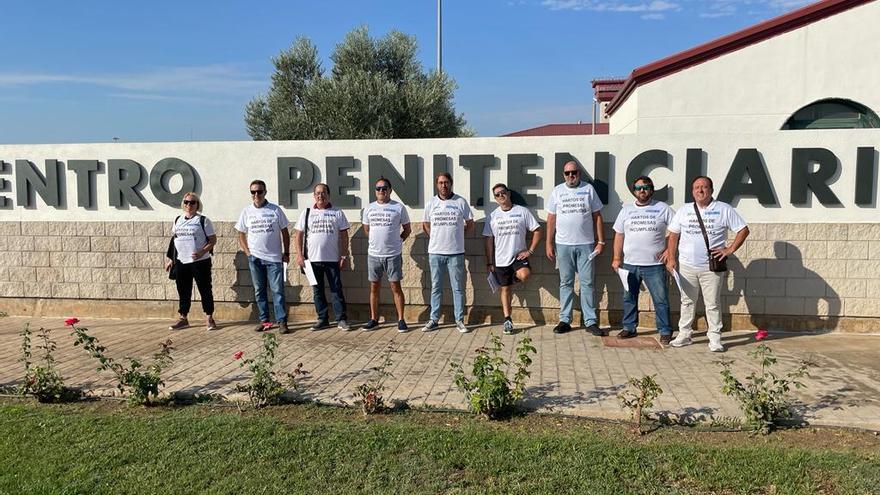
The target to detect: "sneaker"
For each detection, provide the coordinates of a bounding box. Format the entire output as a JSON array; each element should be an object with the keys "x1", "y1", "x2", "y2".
[
  {"x1": 255, "y1": 321, "x2": 274, "y2": 333},
  {"x1": 169, "y1": 317, "x2": 189, "y2": 331},
  {"x1": 586, "y1": 324, "x2": 607, "y2": 337},
  {"x1": 421, "y1": 320, "x2": 439, "y2": 332},
  {"x1": 206, "y1": 316, "x2": 218, "y2": 331},
  {"x1": 708, "y1": 342, "x2": 725, "y2": 352},
  {"x1": 362, "y1": 319, "x2": 379, "y2": 331},
  {"x1": 337, "y1": 320, "x2": 352, "y2": 331},
  {"x1": 552, "y1": 321, "x2": 571, "y2": 334},
  {"x1": 397, "y1": 320, "x2": 409, "y2": 333},
  {"x1": 311, "y1": 320, "x2": 330, "y2": 331},
  {"x1": 278, "y1": 321, "x2": 290, "y2": 335},
  {"x1": 502, "y1": 319, "x2": 514, "y2": 335},
  {"x1": 617, "y1": 329, "x2": 637, "y2": 339},
  {"x1": 670, "y1": 334, "x2": 693, "y2": 347},
  {"x1": 659, "y1": 334, "x2": 673, "y2": 346},
  {"x1": 456, "y1": 320, "x2": 471, "y2": 333}
]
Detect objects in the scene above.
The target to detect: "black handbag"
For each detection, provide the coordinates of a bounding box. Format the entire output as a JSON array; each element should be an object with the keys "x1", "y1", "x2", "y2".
[
  {"x1": 300, "y1": 208, "x2": 310, "y2": 274},
  {"x1": 693, "y1": 203, "x2": 727, "y2": 273},
  {"x1": 167, "y1": 219, "x2": 179, "y2": 280}
]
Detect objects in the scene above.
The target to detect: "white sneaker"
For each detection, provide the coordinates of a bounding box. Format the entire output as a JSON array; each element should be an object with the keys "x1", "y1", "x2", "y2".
[
  {"x1": 669, "y1": 334, "x2": 693, "y2": 348},
  {"x1": 708, "y1": 335, "x2": 725, "y2": 352},
  {"x1": 502, "y1": 319, "x2": 514, "y2": 335},
  {"x1": 422, "y1": 320, "x2": 439, "y2": 332},
  {"x1": 456, "y1": 320, "x2": 471, "y2": 333},
  {"x1": 337, "y1": 320, "x2": 351, "y2": 331}
]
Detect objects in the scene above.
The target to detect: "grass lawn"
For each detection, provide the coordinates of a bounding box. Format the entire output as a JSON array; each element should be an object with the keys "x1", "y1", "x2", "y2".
[{"x1": 1, "y1": 399, "x2": 878, "y2": 494}]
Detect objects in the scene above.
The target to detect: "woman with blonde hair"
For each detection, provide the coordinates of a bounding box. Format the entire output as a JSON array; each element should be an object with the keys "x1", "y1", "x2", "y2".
[{"x1": 164, "y1": 192, "x2": 218, "y2": 330}]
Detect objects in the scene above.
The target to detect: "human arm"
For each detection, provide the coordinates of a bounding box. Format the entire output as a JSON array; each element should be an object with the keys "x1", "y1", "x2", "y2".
[
  {"x1": 711, "y1": 226, "x2": 750, "y2": 261},
  {"x1": 401, "y1": 223, "x2": 411, "y2": 241},
  {"x1": 484, "y1": 235, "x2": 494, "y2": 271},
  {"x1": 237, "y1": 231, "x2": 250, "y2": 257},
  {"x1": 339, "y1": 228, "x2": 350, "y2": 269},
  {"x1": 294, "y1": 229, "x2": 305, "y2": 268},
  {"x1": 592, "y1": 211, "x2": 605, "y2": 255},
  {"x1": 281, "y1": 227, "x2": 290, "y2": 264},
  {"x1": 611, "y1": 232, "x2": 624, "y2": 272},
  {"x1": 665, "y1": 232, "x2": 680, "y2": 273},
  {"x1": 192, "y1": 234, "x2": 217, "y2": 260},
  {"x1": 545, "y1": 213, "x2": 556, "y2": 260},
  {"x1": 517, "y1": 227, "x2": 542, "y2": 261}
]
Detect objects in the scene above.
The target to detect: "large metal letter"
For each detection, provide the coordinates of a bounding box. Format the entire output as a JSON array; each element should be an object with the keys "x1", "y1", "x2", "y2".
[
  {"x1": 460, "y1": 154, "x2": 496, "y2": 207},
  {"x1": 67, "y1": 160, "x2": 101, "y2": 209},
  {"x1": 0, "y1": 161, "x2": 11, "y2": 209},
  {"x1": 15, "y1": 159, "x2": 63, "y2": 208},
  {"x1": 717, "y1": 149, "x2": 777, "y2": 205},
  {"x1": 790, "y1": 148, "x2": 842, "y2": 206},
  {"x1": 149, "y1": 158, "x2": 198, "y2": 207},
  {"x1": 108, "y1": 159, "x2": 149, "y2": 209},
  {"x1": 626, "y1": 149, "x2": 670, "y2": 203},
  {"x1": 277, "y1": 157, "x2": 317, "y2": 208},
  {"x1": 368, "y1": 155, "x2": 420, "y2": 207},
  {"x1": 326, "y1": 156, "x2": 358, "y2": 209},
  {"x1": 855, "y1": 147, "x2": 877, "y2": 207},
  {"x1": 506, "y1": 154, "x2": 540, "y2": 207}
]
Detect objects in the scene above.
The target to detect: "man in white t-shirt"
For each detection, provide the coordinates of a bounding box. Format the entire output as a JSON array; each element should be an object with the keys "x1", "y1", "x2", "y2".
[
  {"x1": 666, "y1": 176, "x2": 750, "y2": 352},
  {"x1": 295, "y1": 183, "x2": 351, "y2": 331},
  {"x1": 545, "y1": 160, "x2": 606, "y2": 336},
  {"x1": 483, "y1": 183, "x2": 542, "y2": 335},
  {"x1": 362, "y1": 177, "x2": 412, "y2": 332},
  {"x1": 611, "y1": 176, "x2": 675, "y2": 344},
  {"x1": 422, "y1": 172, "x2": 474, "y2": 333},
  {"x1": 235, "y1": 179, "x2": 291, "y2": 334}
]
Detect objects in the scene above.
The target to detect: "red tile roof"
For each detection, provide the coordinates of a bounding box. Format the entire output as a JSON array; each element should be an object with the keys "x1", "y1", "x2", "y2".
[
  {"x1": 502, "y1": 123, "x2": 609, "y2": 137},
  {"x1": 605, "y1": 0, "x2": 874, "y2": 116}
]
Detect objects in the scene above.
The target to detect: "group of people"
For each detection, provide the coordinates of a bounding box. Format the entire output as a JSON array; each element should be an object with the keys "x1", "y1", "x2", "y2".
[{"x1": 164, "y1": 160, "x2": 749, "y2": 352}]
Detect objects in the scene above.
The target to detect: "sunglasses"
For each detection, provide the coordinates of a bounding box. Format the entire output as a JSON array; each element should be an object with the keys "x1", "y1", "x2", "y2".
[
  {"x1": 564, "y1": 170, "x2": 579, "y2": 177},
  {"x1": 182, "y1": 200, "x2": 198, "y2": 206},
  {"x1": 633, "y1": 185, "x2": 653, "y2": 191},
  {"x1": 375, "y1": 186, "x2": 390, "y2": 192},
  {"x1": 250, "y1": 190, "x2": 266, "y2": 195},
  {"x1": 493, "y1": 190, "x2": 508, "y2": 198}
]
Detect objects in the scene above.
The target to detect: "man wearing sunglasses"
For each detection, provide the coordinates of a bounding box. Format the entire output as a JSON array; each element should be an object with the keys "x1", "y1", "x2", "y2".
[
  {"x1": 295, "y1": 183, "x2": 351, "y2": 331},
  {"x1": 422, "y1": 172, "x2": 474, "y2": 333},
  {"x1": 483, "y1": 183, "x2": 541, "y2": 335},
  {"x1": 546, "y1": 160, "x2": 606, "y2": 335},
  {"x1": 235, "y1": 179, "x2": 291, "y2": 334},
  {"x1": 361, "y1": 178, "x2": 412, "y2": 332},
  {"x1": 611, "y1": 176, "x2": 675, "y2": 344}
]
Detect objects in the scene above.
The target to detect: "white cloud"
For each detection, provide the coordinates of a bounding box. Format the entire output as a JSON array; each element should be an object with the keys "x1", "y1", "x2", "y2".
[
  {"x1": 541, "y1": 0, "x2": 680, "y2": 13},
  {"x1": 542, "y1": 0, "x2": 815, "y2": 18}
]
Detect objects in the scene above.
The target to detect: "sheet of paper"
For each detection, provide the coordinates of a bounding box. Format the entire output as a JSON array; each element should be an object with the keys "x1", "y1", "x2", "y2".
[
  {"x1": 487, "y1": 273, "x2": 500, "y2": 294},
  {"x1": 303, "y1": 260, "x2": 318, "y2": 286},
  {"x1": 283, "y1": 262, "x2": 288, "y2": 283},
  {"x1": 616, "y1": 268, "x2": 630, "y2": 292},
  {"x1": 176, "y1": 238, "x2": 196, "y2": 263},
  {"x1": 671, "y1": 269, "x2": 683, "y2": 293},
  {"x1": 588, "y1": 247, "x2": 601, "y2": 262}
]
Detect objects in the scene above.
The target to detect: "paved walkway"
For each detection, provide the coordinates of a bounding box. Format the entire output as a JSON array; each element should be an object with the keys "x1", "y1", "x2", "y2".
[{"x1": 1, "y1": 316, "x2": 878, "y2": 430}]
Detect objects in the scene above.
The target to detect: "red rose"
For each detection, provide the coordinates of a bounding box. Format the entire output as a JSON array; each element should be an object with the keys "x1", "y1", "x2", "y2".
[
  {"x1": 755, "y1": 329, "x2": 769, "y2": 341},
  {"x1": 234, "y1": 351, "x2": 244, "y2": 360},
  {"x1": 64, "y1": 317, "x2": 80, "y2": 326}
]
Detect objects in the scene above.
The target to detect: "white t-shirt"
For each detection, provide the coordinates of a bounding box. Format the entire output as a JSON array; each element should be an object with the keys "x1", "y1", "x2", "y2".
[
  {"x1": 546, "y1": 181, "x2": 603, "y2": 246},
  {"x1": 482, "y1": 205, "x2": 540, "y2": 267},
  {"x1": 668, "y1": 200, "x2": 747, "y2": 270},
  {"x1": 424, "y1": 194, "x2": 474, "y2": 255},
  {"x1": 234, "y1": 202, "x2": 290, "y2": 263},
  {"x1": 612, "y1": 200, "x2": 675, "y2": 266},
  {"x1": 295, "y1": 206, "x2": 350, "y2": 262},
  {"x1": 172, "y1": 214, "x2": 215, "y2": 264},
  {"x1": 362, "y1": 200, "x2": 410, "y2": 257}
]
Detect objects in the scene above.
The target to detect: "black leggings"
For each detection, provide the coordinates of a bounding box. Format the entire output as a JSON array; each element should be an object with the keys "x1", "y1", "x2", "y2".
[{"x1": 175, "y1": 258, "x2": 214, "y2": 316}]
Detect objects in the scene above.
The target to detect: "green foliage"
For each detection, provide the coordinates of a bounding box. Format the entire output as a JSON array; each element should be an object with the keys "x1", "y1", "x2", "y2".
[
  {"x1": 618, "y1": 374, "x2": 664, "y2": 435},
  {"x1": 720, "y1": 343, "x2": 812, "y2": 434},
  {"x1": 449, "y1": 335, "x2": 536, "y2": 419},
  {"x1": 235, "y1": 333, "x2": 307, "y2": 409},
  {"x1": 245, "y1": 26, "x2": 471, "y2": 140},
  {"x1": 70, "y1": 323, "x2": 173, "y2": 406},
  {"x1": 19, "y1": 324, "x2": 74, "y2": 402},
  {"x1": 354, "y1": 343, "x2": 396, "y2": 415}
]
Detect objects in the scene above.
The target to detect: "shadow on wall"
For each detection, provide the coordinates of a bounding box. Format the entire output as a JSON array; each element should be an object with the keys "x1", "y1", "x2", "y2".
[
  {"x1": 231, "y1": 251, "x2": 307, "y2": 324},
  {"x1": 724, "y1": 241, "x2": 840, "y2": 345}
]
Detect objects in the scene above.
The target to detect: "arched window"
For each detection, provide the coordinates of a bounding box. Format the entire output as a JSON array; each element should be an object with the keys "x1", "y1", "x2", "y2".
[{"x1": 782, "y1": 98, "x2": 880, "y2": 130}]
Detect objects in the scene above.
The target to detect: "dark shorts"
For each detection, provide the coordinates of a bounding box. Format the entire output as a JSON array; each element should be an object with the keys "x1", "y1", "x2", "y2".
[{"x1": 494, "y1": 259, "x2": 530, "y2": 287}]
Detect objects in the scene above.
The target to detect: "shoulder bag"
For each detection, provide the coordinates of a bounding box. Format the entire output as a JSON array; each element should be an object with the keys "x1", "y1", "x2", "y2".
[{"x1": 693, "y1": 204, "x2": 727, "y2": 272}]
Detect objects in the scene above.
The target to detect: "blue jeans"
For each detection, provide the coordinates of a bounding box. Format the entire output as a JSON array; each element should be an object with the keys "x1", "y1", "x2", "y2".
[
  {"x1": 429, "y1": 253, "x2": 465, "y2": 323},
  {"x1": 557, "y1": 243, "x2": 597, "y2": 326},
  {"x1": 622, "y1": 263, "x2": 672, "y2": 335},
  {"x1": 247, "y1": 255, "x2": 287, "y2": 323},
  {"x1": 312, "y1": 261, "x2": 347, "y2": 322}
]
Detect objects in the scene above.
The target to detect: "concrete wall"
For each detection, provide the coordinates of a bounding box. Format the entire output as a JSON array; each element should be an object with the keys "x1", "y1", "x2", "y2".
[{"x1": 610, "y1": 1, "x2": 880, "y2": 134}]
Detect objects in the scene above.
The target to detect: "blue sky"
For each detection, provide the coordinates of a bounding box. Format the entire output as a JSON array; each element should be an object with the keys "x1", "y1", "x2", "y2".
[{"x1": 0, "y1": 0, "x2": 812, "y2": 144}]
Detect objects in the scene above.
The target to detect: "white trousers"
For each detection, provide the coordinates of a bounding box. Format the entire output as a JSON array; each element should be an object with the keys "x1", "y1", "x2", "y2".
[{"x1": 677, "y1": 264, "x2": 725, "y2": 339}]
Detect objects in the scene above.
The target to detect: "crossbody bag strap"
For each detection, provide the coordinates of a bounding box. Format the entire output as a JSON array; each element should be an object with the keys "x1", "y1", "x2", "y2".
[
  {"x1": 302, "y1": 208, "x2": 310, "y2": 260},
  {"x1": 693, "y1": 203, "x2": 712, "y2": 256}
]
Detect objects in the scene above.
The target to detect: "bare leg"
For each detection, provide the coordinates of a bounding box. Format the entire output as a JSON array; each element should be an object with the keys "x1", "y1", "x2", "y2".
[
  {"x1": 390, "y1": 281, "x2": 405, "y2": 321},
  {"x1": 369, "y1": 281, "x2": 381, "y2": 320}
]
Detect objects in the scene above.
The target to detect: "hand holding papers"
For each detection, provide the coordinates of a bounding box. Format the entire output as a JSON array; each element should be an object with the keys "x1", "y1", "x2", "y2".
[
  {"x1": 616, "y1": 267, "x2": 630, "y2": 292},
  {"x1": 671, "y1": 269, "x2": 683, "y2": 293},
  {"x1": 588, "y1": 247, "x2": 601, "y2": 262},
  {"x1": 302, "y1": 260, "x2": 318, "y2": 286},
  {"x1": 487, "y1": 273, "x2": 501, "y2": 294}
]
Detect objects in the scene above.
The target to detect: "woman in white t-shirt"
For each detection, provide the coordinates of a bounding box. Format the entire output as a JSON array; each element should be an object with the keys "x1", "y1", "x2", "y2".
[{"x1": 164, "y1": 192, "x2": 218, "y2": 331}]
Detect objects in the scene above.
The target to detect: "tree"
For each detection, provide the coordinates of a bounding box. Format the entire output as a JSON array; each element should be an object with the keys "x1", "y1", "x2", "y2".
[{"x1": 245, "y1": 27, "x2": 471, "y2": 140}]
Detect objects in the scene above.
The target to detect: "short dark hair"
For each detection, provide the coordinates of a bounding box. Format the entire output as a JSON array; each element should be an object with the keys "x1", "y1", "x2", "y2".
[
  {"x1": 632, "y1": 176, "x2": 654, "y2": 189},
  {"x1": 250, "y1": 179, "x2": 266, "y2": 190},
  {"x1": 690, "y1": 175, "x2": 714, "y2": 190},
  {"x1": 436, "y1": 172, "x2": 452, "y2": 183},
  {"x1": 492, "y1": 183, "x2": 509, "y2": 194},
  {"x1": 314, "y1": 183, "x2": 330, "y2": 194},
  {"x1": 376, "y1": 177, "x2": 392, "y2": 189}
]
